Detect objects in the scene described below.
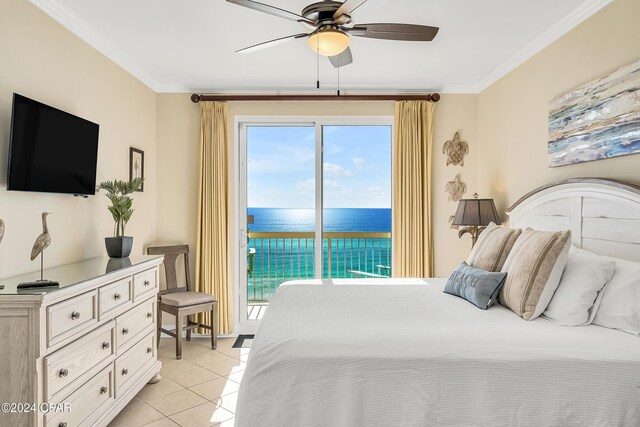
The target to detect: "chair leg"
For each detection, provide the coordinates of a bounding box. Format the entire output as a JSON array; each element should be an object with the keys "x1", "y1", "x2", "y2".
[
  {"x1": 186, "y1": 314, "x2": 192, "y2": 342},
  {"x1": 175, "y1": 312, "x2": 183, "y2": 360},
  {"x1": 156, "y1": 300, "x2": 162, "y2": 348},
  {"x1": 211, "y1": 303, "x2": 217, "y2": 350}
]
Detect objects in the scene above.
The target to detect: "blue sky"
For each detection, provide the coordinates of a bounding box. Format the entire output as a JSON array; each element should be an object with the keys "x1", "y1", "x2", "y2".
[{"x1": 247, "y1": 125, "x2": 391, "y2": 209}]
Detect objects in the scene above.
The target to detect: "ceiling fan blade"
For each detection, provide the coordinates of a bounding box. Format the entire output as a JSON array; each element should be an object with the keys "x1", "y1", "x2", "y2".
[
  {"x1": 350, "y1": 23, "x2": 439, "y2": 41},
  {"x1": 333, "y1": 0, "x2": 368, "y2": 24},
  {"x1": 328, "y1": 47, "x2": 353, "y2": 68},
  {"x1": 236, "y1": 33, "x2": 308, "y2": 54},
  {"x1": 227, "y1": 0, "x2": 316, "y2": 25}
]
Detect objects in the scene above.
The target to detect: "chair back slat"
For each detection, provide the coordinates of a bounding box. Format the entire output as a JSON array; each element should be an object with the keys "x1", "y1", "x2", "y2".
[{"x1": 147, "y1": 245, "x2": 191, "y2": 293}]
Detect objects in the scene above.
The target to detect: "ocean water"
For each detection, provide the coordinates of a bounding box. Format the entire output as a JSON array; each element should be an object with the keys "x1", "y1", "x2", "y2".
[
  {"x1": 247, "y1": 208, "x2": 391, "y2": 232},
  {"x1": 246, "y1": 208, "x2": 391, "y2": 301}
]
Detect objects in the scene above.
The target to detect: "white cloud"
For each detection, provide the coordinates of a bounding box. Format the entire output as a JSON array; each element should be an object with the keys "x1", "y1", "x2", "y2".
[
  {"x1": 324, "y1": 179, "x2": 339, "y2": 188},
  {"x1": 324, "y1": 162, "x2": 353, "y2": 177},
  {"x1": 295, "y1": 178, "x2": 315, "y2": 191},
  {"x1": 365, "y1": 186, "x2": 386, "y2": 199},
  {"x1": 352, "y1": 157, "x2": 367, "y2": 169}
]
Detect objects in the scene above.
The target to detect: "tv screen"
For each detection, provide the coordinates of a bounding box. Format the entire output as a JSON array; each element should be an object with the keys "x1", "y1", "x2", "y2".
[{"x1": 7, "y1": 94, "x2": 99, "y2": 195}]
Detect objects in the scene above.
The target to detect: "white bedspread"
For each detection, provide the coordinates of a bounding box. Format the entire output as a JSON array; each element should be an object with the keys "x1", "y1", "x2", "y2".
[{"x1": 235, "y1": 279, "x2": 640, "y2": 427}]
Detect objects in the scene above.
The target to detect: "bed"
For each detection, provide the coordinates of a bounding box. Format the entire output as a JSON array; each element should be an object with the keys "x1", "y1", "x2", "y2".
[{"x1": 235, "y1": 179, "x2": 640, "y2": 427}]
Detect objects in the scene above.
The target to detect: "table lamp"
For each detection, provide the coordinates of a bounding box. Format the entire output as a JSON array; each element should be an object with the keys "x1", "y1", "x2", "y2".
[{"x1": 451, "y1": 193, "x2": 500, "y2": 247}]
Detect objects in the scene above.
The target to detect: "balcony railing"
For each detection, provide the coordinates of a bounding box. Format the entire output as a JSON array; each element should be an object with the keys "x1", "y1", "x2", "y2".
[{"x1": 247, "y1": 231, "x2": 391, "y2": 303}]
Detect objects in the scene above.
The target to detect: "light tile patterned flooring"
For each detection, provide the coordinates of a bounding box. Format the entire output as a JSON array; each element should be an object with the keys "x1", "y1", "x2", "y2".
[{"x1": 109, "y1": 337, "x2": 249, "y2": 427}]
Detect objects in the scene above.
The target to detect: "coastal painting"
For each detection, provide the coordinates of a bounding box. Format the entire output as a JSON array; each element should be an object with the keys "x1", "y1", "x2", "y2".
[{"x1": 548, "y1": 58, "x2": 640, "y2": 167}]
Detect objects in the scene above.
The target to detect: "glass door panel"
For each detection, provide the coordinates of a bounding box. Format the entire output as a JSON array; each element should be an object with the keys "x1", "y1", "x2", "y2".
[
  {"x1": 242, "y1": 125, "x2": 315, "y2": 325},
  {"x1": 322, "y1": 125, "x2": 393, "y2": 279}
]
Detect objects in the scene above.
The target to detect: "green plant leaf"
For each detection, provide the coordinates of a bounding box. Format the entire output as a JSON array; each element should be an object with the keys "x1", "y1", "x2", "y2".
[{"x1": 97, "y1": 177, "x2": 144, "y2": 237}]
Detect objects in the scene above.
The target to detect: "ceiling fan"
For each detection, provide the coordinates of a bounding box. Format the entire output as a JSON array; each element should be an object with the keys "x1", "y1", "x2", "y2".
[{"x1": 227, "y1": 0, "x2": 439, "y2": 68}]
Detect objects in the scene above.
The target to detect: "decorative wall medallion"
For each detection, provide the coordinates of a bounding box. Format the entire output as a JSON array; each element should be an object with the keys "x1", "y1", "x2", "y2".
[
  {"x1": 443, "y1": 132, "x2": 469, "y2": 166},
  {"x1": 445, "y1": 173, "x2": 467, "y2": 202}
]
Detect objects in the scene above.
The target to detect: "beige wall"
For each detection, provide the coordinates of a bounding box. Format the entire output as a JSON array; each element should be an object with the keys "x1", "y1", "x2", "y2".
[
  {"x1": 0, "y1": 0, "x2": 157, "y2": 277},
  {"x1": 155, "y1": 95, "x2": 479, "y2": 325},
  {"x1": 477, "y1": 0, "x2": 640, "y2": 216},
  {"x1": 432, "y1": 95, "x2": 478, "y2": 276}
]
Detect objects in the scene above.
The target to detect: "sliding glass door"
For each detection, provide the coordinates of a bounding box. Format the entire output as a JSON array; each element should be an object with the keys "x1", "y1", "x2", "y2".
[
  {"x1": 322, "y1": 125, "x2": 392, "y2": 279},
  {"x1": 238, "y1": 118, "x2": 392, "y2": 333}
]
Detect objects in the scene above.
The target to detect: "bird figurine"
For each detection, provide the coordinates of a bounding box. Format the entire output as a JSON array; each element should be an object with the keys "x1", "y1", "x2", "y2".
[
  {"x1": 0, "y1": 219, "x2": 5, "y2": 245},
  {"x1": 31, "y1": 212, "x2": 52, "y2": 261},
  {"x1": 16, "y1": 212, "x2": 59, "y2": 288}
]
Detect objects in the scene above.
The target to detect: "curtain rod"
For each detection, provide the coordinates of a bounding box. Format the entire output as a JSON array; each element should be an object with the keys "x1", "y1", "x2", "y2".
[{"x1": 190, "y1": 93, "x2": 440, "y2": 103}]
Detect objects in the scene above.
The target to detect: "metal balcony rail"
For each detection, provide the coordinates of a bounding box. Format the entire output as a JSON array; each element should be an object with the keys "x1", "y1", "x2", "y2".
[{"x1": 247, "y1": 231, "x2": 391, "y2": 303}]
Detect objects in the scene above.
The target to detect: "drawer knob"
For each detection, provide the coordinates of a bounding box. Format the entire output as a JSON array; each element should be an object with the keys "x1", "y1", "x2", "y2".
[
  {"x1": 59, "y1": 368, "x2": 69, "y2": 378},
  {"x1": 70, "y1": 311, "x2": 80, "y2": 320},
  {"x1": 144, "y1": 280, "x2": 150, "y2": 286},
  {"x1": 114, "y1": 293, "x2": 121, "y2": 300},
  {"x1": 100, "y1": 386, "x2": 108, "y2": 395},
  {"x1": 147, "y1": 347, "x2": 153, "y2": 354},
  {"x1": 59, "y1": 423, "x2": 68, "y2": 427},
  {"x1": 102, "y1": 342, "x2": 110, "y2": 350},
  {"x1": 146, "y1": 312, "x2": 153, "y2": 319},
  {"x1": 122, "y1": 368, "x2": 129, "y2": 375},
  {"x1": 122, "y1": 328, "x2": 129, "y2": 335}
]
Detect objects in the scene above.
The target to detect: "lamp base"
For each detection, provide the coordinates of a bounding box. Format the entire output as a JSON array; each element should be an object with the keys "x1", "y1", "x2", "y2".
[{"x1": 458, "y1": 226, "x2": 487, "y2": 248}]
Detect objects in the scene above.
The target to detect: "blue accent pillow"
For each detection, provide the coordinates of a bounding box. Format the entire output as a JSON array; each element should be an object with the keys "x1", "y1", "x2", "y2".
[{"x1": 444, "y1": 262, "x2": 507, "y2": 310}]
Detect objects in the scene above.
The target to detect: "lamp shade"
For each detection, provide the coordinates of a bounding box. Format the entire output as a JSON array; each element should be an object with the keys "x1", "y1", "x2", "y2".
[
  {"x1": 452, "y1": 198, "x2": 501, "y2": 226},
  {"x1": 307, "y1": 28, "x2": 350, "y2": 56}
]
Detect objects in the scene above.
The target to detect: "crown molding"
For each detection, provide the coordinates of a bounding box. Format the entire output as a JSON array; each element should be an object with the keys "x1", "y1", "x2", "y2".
[
  {"x1": 29, "y1": 0, "x2": 161, "y2": 92},
  {"x1": 439, "y1": 84, "x2": 480, "y2": 94},
  {"x1": 31, "y1": 0, "x2": 613, "y2": 95},
  {"x1": 155, "y1": 83, "x2": 496, "y2": 95},
  {"x1": 474, "y1": 0, "x2": 613, "y2": 93},
  {"x1": 154, "y1": 84, "x2": 447, "y2": 95}
]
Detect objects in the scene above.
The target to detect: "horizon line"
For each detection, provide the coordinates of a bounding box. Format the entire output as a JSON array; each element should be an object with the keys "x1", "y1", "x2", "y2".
[{"x1": 247, "y1": 207, "x2": 391, "y2": 209}]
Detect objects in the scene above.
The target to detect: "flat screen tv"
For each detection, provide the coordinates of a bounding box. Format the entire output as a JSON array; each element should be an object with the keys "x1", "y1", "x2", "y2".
[{"x1": 7, "y1": 93, "x2": 99, "y2": 195}]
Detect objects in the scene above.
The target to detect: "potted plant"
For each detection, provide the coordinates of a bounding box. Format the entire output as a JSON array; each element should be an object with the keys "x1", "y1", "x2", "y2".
[{"x1": 97, "y1": 178, "x2": 143, "y2": 258}]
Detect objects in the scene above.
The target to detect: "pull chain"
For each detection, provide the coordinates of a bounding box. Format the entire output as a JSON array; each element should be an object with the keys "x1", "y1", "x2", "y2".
[
  {"x1": 337, "y1": 56, "x2": 341, "y2": 97},
  {"x1": 316, "y1": 35, "x2": 320, "y2": 89}
]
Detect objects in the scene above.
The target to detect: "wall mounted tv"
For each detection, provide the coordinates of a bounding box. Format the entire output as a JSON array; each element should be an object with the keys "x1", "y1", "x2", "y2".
[{"x1": 7, "y1": 93, "x2": 99, "y2": 195}]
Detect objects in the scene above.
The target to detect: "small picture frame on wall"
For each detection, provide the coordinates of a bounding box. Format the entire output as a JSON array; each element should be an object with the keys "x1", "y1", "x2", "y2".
[{"x1": 129, "y1": 147, "x2": 144, "y2": 192}]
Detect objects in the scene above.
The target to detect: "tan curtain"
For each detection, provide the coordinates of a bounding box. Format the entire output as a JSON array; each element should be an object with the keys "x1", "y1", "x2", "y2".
[
  {"x1": 195, "y1": 101, "x2": 231, "y2": 334},
  {"x1": 392, "y1": 100, "x2": 436, "y2": 278}
]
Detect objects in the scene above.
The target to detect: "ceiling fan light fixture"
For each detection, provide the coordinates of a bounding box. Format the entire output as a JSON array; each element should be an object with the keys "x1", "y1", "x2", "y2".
[{"x1": 307, "y1": 27, "x2": 350, "y2": 56}]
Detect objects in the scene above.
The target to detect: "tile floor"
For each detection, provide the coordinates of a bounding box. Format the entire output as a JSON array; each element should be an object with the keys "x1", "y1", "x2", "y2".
[{"x1": 108, "y1": 337, "x2": 249, "y2": 427}]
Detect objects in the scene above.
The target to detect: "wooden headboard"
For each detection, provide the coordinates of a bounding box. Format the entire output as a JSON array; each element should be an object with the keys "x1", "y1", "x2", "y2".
[{"x1": 506, "y1": 178, "x2": 640, "y2": 262}]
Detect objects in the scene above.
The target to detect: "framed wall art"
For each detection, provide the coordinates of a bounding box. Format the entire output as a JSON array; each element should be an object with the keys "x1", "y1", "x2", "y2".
[{"x1": 129, "y1": 147, "x2": 144, "y2": 192}]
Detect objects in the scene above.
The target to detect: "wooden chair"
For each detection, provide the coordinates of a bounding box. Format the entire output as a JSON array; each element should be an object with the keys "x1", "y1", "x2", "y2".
[{"x1": 147, "y1": 244, "x2": 217, "y2": 360}]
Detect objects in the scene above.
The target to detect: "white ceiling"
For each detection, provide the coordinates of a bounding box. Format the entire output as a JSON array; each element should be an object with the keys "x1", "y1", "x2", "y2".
[{"x1": 31, "y1": 0, "x2": 611, "y2": 93}]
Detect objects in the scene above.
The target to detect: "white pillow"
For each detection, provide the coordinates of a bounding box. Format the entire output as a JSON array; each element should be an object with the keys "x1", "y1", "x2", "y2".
[
  {"x1": 592, "y1": 256, "x2": 640, "y2": 335},
  {"x1": 543, "y1": 247, "x2": 615, "y2": 326}
]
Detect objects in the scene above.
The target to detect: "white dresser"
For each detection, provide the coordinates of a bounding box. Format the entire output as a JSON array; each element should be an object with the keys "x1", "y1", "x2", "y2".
[{"x1": 0, "y1": 256, "x2": 164, "y2": 427}]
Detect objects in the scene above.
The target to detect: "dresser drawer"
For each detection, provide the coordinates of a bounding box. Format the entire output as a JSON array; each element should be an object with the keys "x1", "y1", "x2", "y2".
[
  {"x1": 133, "y1": 268, "x2": 158, "y2": 301},
  {"x1": 99, "y1": 277, "x2": 133, "y2": 317},
  {"x1": 47, "y1": 290, "x2": 98, "y2": 346},
  {"x1": 44, "y1": 321, "x2": 115, "y2": 401},
  {"x1": 115, "y1": 331, "x2": 155, "y2": 397},
  {"x1": 116, "y1": 299, "x2": 156, "y2": 351},
  {"x1": 46, "y1": 364, "x2": 113, "y2": 427}
]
